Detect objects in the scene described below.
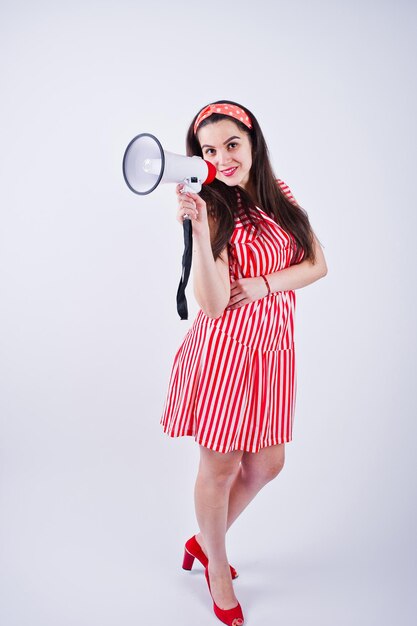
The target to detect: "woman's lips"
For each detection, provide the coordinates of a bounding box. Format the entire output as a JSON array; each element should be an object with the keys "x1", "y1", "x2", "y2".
[{"x1": 221, "y1": 166, "x2": 238, "y2": 177}]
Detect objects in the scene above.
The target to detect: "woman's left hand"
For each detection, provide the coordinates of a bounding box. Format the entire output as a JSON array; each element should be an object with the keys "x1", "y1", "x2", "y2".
[{"x1": 226, "y1": 277, "x2": 269, "y2": 310}]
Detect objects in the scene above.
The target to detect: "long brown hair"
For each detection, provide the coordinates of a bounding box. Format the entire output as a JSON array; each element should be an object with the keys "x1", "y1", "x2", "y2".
[{"x1": 186, "y1": 99, "x2": 316, "y2": 264}]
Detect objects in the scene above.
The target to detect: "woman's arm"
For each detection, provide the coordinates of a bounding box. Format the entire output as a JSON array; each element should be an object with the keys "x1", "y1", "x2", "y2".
[
  {"x1": 175, "y1": 187, "x2": 230, "y2": 319},
  {"x1": 265, "y1": 232, "x2": 328, "y2": 293},
  {"x1": 192, "y1": 218, "x2": 230, "y2": 319},
  {"x1": 270, "y1": 180, "x2": 327, "y2": 291},
  {"x1": 226, "y1": 233, "x2": 327, "y2": 311}
]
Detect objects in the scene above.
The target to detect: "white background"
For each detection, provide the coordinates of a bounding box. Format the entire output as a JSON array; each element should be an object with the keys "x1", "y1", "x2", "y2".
[{"x1": 1, "y1": 1, "x2": 416, "y2": 624}]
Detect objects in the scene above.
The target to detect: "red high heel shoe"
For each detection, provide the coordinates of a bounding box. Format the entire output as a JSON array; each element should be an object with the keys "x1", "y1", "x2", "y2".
[
  {"x1": 205, "y1": 567, "x2": 244, "y2": 626},
  {"x1": 182, "y1": 535, "x2": 238, "y2": 579}
]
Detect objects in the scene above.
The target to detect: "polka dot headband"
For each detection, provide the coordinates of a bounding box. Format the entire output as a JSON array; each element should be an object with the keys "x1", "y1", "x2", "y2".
[{"x1": 193, "y1": 103, "x2": 253, "y2": 135}]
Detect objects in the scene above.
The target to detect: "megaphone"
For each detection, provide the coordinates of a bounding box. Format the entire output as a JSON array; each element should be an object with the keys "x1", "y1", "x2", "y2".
[
  {"x1": 122, "y1": 133, "x2": 216, "y2": 195},
  {"x1": 122, "y1": 132, "x2": 218, "y2": 322}
]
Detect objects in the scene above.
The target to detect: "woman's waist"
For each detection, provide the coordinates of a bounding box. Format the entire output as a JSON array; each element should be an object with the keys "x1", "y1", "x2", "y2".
[{"x1": 194, "y1": 292, "x2": 296, "y2": 350}]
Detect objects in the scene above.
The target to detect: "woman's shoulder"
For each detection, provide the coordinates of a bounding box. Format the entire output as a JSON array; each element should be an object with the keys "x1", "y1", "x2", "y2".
[{"x1": 276, "y1": 178, "x2": 299, "y2": 206}]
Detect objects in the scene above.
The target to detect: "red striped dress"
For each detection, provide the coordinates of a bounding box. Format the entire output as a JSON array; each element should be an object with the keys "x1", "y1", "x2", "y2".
[{"x1": 160, "y1": 179, "x2": 305, "y2": 453}]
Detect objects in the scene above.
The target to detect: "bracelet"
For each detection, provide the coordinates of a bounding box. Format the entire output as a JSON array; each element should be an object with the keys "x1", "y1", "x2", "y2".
[{"x1": 261, "y1": 274, "x2": 271, "y2": 296}]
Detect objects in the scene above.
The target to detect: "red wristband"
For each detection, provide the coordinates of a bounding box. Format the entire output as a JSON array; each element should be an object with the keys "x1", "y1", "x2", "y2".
[{"x1": 261, "y1": 275, "x2": 271, "y2": 296}]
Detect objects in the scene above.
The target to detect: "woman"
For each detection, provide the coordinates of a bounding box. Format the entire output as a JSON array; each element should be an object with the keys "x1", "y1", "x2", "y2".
[{"x1": 161, "y1": 100, "x2": 328, "y2": 625}]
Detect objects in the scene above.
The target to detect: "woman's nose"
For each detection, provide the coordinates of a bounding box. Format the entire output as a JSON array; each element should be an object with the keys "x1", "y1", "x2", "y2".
[{"x1": 216, "y1": 149, "x2": 232, "y2": 167}]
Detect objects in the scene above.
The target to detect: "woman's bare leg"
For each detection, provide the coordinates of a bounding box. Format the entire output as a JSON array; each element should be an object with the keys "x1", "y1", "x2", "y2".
[
  {"x1": 194, "y1": 445, "x2": 243, "y2": 611},
  {"x1": 196, "y1": 443, "x2": 285, "y2": 551},
  {"x1": 227, "y1": 443, "x2": 286, "y2": 529}
]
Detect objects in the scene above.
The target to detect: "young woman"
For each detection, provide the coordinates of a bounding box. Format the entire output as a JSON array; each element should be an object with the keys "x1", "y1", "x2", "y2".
[{"x1": 161, "y1": 100, "x2": 327, "y2": 625}]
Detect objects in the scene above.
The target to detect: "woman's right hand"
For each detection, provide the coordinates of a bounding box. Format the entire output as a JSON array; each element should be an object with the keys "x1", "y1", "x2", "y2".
[{"x1": 175, "y1": 184, "x2": 210, "y2": 238}]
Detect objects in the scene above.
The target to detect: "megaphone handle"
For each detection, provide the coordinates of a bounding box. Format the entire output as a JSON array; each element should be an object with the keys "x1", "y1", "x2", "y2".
[{"x1": 176, "y1": 217, "x2": 193, "y2": 320}]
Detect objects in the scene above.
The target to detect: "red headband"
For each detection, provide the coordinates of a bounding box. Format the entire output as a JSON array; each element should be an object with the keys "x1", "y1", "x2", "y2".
[{"x1": 193, "y1": 103, "x2": 252, "y2": 135}]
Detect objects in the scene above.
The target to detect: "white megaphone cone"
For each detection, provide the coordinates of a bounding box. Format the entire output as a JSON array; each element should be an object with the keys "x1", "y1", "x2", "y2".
[{"x1": 122, "y1": 133, "x2": 216, "y2": 195}]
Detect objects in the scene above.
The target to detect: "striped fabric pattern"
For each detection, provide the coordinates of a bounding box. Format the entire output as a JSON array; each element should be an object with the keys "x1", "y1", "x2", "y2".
[{"x1": 160, "y1": 179, "x2": 304, "y2": 453}]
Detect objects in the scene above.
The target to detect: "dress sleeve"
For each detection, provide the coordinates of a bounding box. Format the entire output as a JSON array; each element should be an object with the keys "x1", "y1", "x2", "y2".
[
  {"x1": 276, "y1": 178, "x2": 305, "y2": 263},
  {"x1": 276, "y1": 178, "x2": 299, "y2": 206}
]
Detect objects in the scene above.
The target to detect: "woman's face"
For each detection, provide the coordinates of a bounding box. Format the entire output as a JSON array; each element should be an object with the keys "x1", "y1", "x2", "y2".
[{"x1": 197, "y1": 119, "x2": 253, "y2": 190}]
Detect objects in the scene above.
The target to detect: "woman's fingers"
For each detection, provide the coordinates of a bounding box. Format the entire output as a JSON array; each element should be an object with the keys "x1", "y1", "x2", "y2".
[
  {"x1": 178, "y1": 199, "x2": 198, "y2": 215},
  {"x1": 176, "y1": 188, "x2": 206, "y2": 208},
  {"x1": 176, "y1": 183, "x2": 186, "y2": 196},
  {"x1": 174, "y1": 188, "x2": 207, "y2": 227},
  {"x1": 176, "y1": 191, "x2": 200, "y2": 221},
  {"x1": 178, "y1": 210, "x2": 198, "y2": 221},
  {"x1": 176, "y1": 200, "x2": 199, "y2": 223},
  {"x1": 179, "y1": 196, "x2": 197, "y2": 209}
]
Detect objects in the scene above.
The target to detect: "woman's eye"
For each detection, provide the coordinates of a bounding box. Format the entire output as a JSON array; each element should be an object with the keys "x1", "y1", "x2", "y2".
[{"x1": 204, "y1": 143, "x2": 238, "y2": 156}]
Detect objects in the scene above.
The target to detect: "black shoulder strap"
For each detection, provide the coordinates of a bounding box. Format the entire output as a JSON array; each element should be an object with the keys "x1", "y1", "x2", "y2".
[{"x1": 176, "y1": 218, "x2": 193, "y2": 320}]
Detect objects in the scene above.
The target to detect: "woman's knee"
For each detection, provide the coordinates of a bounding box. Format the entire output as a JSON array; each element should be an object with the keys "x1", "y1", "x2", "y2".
[
  {"x1": 264, "y1": 455, "x2": 285, "y2": 481},
  {"x1": 241, "y1": 445, "x2": 285, "y2": 485},
  {"x1": 198, "y1": 446, "x2": 243, "y2": 487}
]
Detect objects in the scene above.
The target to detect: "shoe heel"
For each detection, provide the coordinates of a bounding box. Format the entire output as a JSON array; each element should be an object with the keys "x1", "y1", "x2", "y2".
[{"x1": 182, "y1": 549, "x2": 195, "y2": 570}]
